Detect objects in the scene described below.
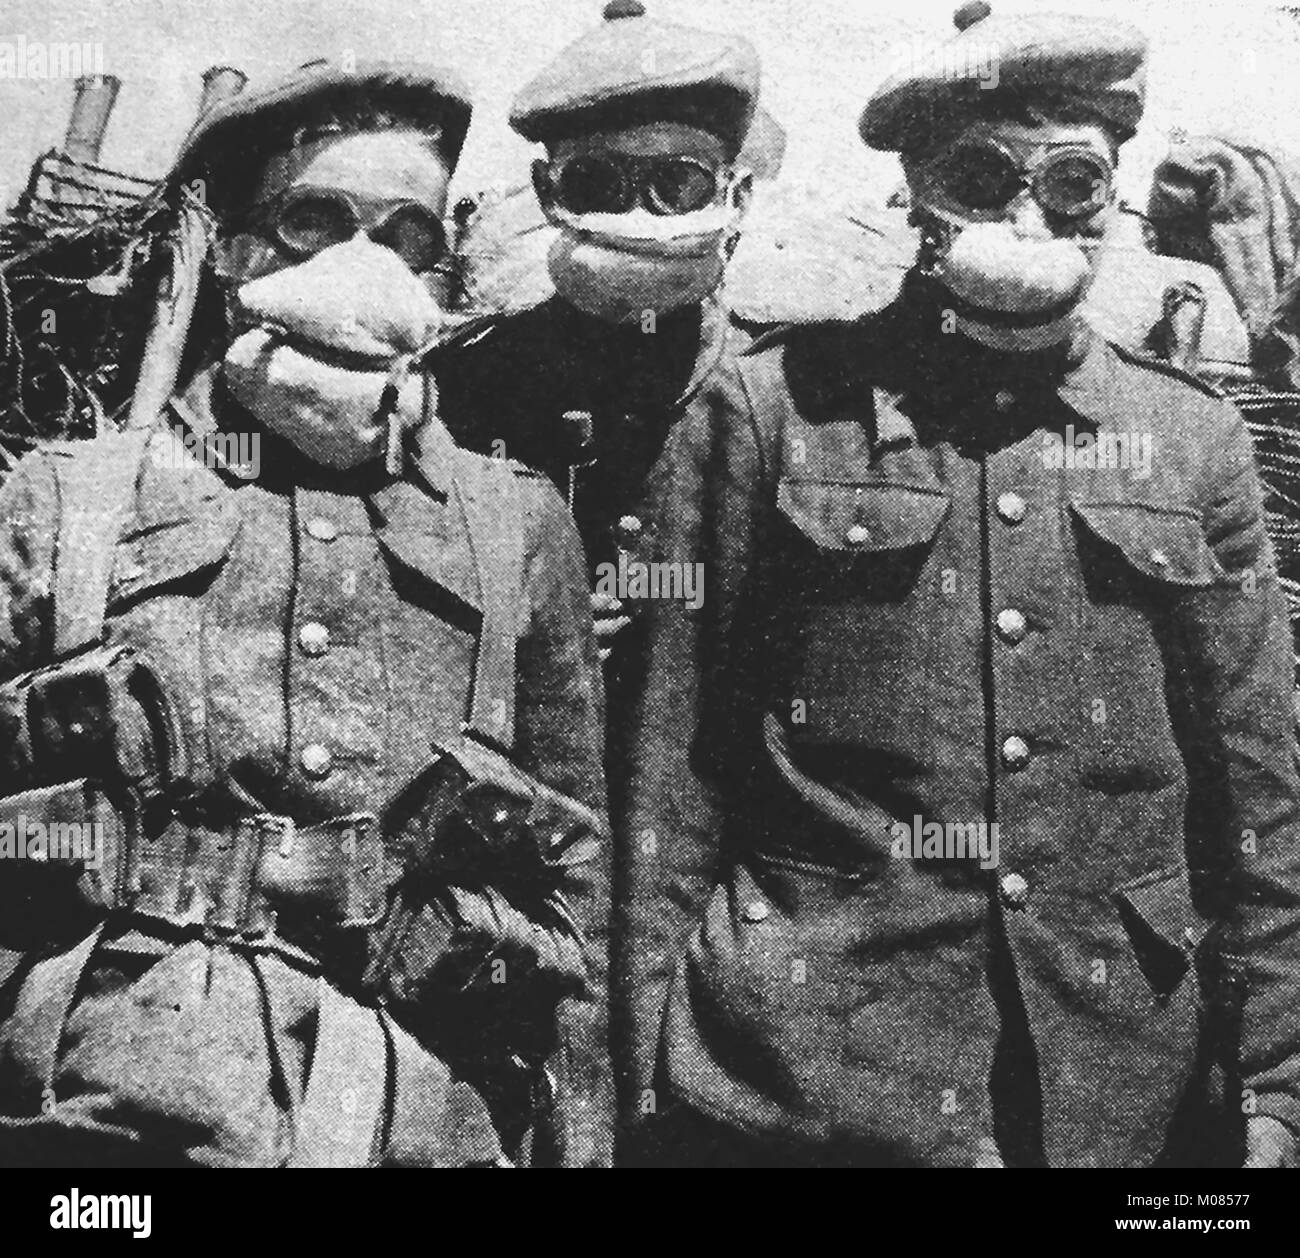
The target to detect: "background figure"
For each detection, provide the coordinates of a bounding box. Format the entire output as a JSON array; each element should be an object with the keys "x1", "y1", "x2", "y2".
[{"x1": 1147, "y1": 132, "x2": 1300, "y2": 384}]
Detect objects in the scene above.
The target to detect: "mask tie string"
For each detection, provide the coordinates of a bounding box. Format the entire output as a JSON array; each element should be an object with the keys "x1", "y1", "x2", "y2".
[{"x1": 376, "y1": 315, "x2": 491, "y2": 477}]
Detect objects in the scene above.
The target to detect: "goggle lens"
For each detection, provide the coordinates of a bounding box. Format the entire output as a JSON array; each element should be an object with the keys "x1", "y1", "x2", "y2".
[
  {"x1": 260, "y1": 189, "x2": 448, "y2": 272},
  {"x1": 932, "y1": 143, "x2": 1112, "y2": 220},
  {"x1": 1036, "y1": 153, "x2": 1111, "y2": 218},
  {"x1": 276, "y1": 192, "x2": 356, "y2": 255},
  {"x1": 554, "y1": 156, "x2": 635, "y2": 215},
  {"x1": 645, "y1": 160, "x2": 721, "y2": 214},
  {"x1": 550, "y1": 155, "x2": 724, "y2": 216},
  {"x1": 369, "y1": 204, "x2": 448, "y2": 273}
]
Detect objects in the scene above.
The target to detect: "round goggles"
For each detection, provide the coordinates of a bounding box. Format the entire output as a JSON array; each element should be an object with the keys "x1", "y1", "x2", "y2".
[
  {"x1": 919, "y1": 139, "x2": 1114, "y2": 222},
  {"x1": 543, "y1": 153, "x2": 728, "y2": 217},
  {"x1": 245, "y1": 186, "x2": 449, "y2": 273}
]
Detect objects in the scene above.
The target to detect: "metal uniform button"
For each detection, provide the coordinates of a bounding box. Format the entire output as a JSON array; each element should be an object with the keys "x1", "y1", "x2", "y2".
[
  {"x1": 1001, "y1": 735, "x2": 1031, "y2": 770},
  {"x1": 298, "y1": 622, "x2": 330, "y2": 657},
  {"x1": 999, "y1": 873, "x2": 1030, "y2": 909},
  {"x1": 300, "y1": 743, "x2": 333, "y2": 778},
  {"x1": 996, "y1": 492, "x2": 1027, "y2": 524},
  {"x1": 996, "y1": 608, "x2": 1028, "y2": 644},
  {"x1": 742, "y1": 900, "x2": 770, "y2": 923},
  {"x1": 305, "y1": 517, "x2": 338, "y2": 542},
  {"x1": 615, "y1": 514, "x2": 644, "y2": 547},
  {"x1": 994, "y1": 389, "x2": 1015, "y2": 412},
  {"x1": 845, "y1": 523, "x2": 871, "y2": 546}
]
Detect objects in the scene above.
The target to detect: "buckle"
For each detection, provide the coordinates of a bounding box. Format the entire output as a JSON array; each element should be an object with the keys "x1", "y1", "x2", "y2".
[
  {"x1": 206, "y1": 813, "x2": 286, "y2": 936},
  {"x1": 201, "y1": 810, "x2": 383, "y2": 937},
  {"x1": 252, "y1": 812, "x2": 297, "y2": 858}
]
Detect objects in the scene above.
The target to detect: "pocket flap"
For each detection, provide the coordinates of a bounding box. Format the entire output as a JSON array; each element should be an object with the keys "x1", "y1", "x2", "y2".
[
  {"x1": 1113, "y1": 867, "x2": 1206, "y2": 997},
  {"x1": 108, "y1": 510, "x2": 239, "y2": 608},
  {"x1": 1114, "y1": 867, "x2": 1205, "y2": 948},
  {"x1": 1070, "y1": 500, "x2": 1222, "y2": 587},
  {"x1": 777, "y1": 481, "x2": 950, "y2": 553}
]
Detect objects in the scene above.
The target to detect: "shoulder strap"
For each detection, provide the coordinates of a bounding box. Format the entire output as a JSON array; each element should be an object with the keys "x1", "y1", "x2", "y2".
[
  {"x1": 52, "y1": 429, "x2": 153, "y2": 657},
  {"x1": 287, "y1": 979, "x2": 387, "y2": 1168},
  {"x1": 451, "y1": 450, "x2": 525, "y2": 748},
  {"x1": 1109, "y1": 340, "x2": 1227, "y2": 399}
]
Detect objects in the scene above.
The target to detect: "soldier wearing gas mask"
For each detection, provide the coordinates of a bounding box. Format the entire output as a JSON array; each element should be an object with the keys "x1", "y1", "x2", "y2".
[
  {"x1": 0, "y1": 60, "x2": 611, "y2": 1167},
  {"x1": 436, "y1": 0, "x2": 757, "y2": 700},
  {"x1": 620, "y1": 6, "x2": 1300, "y2": 1167},
  {"x1": 434, "y1": 4, "x2": 759, "y2": 1146}
]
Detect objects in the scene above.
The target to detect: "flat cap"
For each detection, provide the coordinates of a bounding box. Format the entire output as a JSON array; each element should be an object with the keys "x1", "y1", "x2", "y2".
[
  {"x1": 172, "y1": 58, "x2": 473, "y2": 208},
  {"x1": 860, "y1": 4, "x2": 1148, "y2": 155},
  {"x1": 510, "y1": 1, "x2": 760, "y2": 157}
]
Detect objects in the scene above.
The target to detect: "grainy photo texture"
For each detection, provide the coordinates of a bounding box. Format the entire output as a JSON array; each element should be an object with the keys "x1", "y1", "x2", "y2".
[{"x1": 0, "y1": 0, "x2": 1298, "y2": 1196}]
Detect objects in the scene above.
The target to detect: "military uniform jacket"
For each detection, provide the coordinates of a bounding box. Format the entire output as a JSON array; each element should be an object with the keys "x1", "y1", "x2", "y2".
[
  {"x1": 437, "y1": 294, "x2": 736, "y2": 572},
  {"x1": 438, "y1": 295, "x2": 738, "y2": 815},
  {"x1": 619, "y1": 291, "x2": 1300, "y2": 1166},
  {"x1": 0, "y1": 368, "x2": 612, "y2": 1156}
]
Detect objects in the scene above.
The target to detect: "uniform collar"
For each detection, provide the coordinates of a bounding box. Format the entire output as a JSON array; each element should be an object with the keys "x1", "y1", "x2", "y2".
[
  {"x1": 1053, "y1": 331, "x2": 1136, "y2": 433},
  {"x1": 368, "y1": 407, "x2": 485, "y2": 613},
  {"x1": 403, "y1": 403, "x2": 462, "y2": 497},
  {"x1": 776, "y1": 280, "x2": 1117, "y2": 456},
  {"x1": 509, "y1": 291, "x2": 729, "y2": 414},
  {"x1": 165, "y1": 362, "x2": 483, "y2": 609},
  {"x1": 680, "y1": 293, "x2": 732, "y2": 410}
]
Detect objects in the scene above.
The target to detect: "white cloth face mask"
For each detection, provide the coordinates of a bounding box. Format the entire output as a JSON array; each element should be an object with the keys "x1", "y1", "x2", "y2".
[
  {"x1": 542, "y1": 179, "x2": 745, "y2": 323},
  {"x1": 918, "y1": 214, "x2": 1104, "y2": 351},
  {"x1": 223, "y1": 237, "x2": 448, "y2": 470}
]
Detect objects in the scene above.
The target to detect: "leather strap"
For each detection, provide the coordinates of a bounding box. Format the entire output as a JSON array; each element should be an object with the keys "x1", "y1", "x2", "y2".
[
  {"x1": 287, "y1": 978, "x2": 388, "y2": 1168},
  {"x1": 121, "y1": 811, "x2": 383, "y2": 939},
  {"x1": 453, "y1": 453, "x2": 524, "y2": 747},
  {"x1": 52, "y1": 431, "x2": 153, "y2": 657}
]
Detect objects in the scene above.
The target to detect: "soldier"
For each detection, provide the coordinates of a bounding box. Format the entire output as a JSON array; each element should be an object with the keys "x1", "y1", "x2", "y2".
[
  {"x1": 435, "y1": 2, "x2": 760, "y2": 1142},
  {"x1": 621, "y1": 6, "x2": 1300, "y2": 1166},
  {"x1": 0, "y1": 59, "x2": 611, "y2": 1167},
  {"x1": 437, "y1": 0, "x2": 759, "y2": 681}
]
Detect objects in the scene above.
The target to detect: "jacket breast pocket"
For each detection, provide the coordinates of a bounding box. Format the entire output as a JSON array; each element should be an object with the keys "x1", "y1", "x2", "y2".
[
  {"x1": 1069, "y1": 499, "x2": 1223, "y2": 788},
  {"x1": 1070, "y1": 500, "x2": 1224, "y2": 596},
  {"x1": 107, "y1": 513, "x2": 239, "y2": 614},
  {"x1": 768, "y1": 481, "x2": 950, "y2": 754},
  {"x1": 775, "y1": 479, "x2": 950, "y2": 591}
]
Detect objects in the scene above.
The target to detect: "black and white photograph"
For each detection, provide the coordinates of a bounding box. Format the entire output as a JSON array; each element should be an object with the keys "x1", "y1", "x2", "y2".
[{"x1": 0, "y1": 0, "x2": 1299, "y2": 1217}]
